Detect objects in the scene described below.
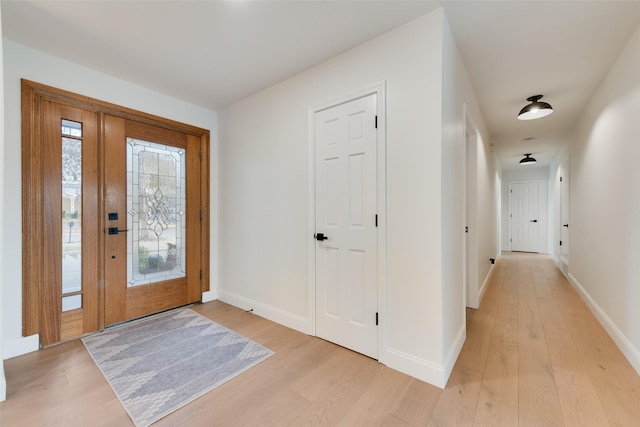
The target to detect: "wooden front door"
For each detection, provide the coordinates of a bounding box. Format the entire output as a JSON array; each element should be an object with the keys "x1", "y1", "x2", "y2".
[
  {"x1": 22, "y1": 80, "x2": 210, "y2": 346},
  {"x1": 37, "y1": 101, "x2": 100, "y2": 345},
  {"x1": 103, "y1": 116, "x2": 203, "y2": 325}
]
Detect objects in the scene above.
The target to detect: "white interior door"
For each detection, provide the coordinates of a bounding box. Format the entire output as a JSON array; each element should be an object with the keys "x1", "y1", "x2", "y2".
[
  {"x1": 560, "y1": 159, "x2": 570, "y2": 264},
  {"x1": 314, "y1": 93, "x2": 378, "y2": 359},
  {"x1": 509, "y1": 181, "x2": 539, "y2": 252}
]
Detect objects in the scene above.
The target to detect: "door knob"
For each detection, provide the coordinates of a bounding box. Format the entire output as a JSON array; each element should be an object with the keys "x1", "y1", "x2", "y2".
[
  {"x1": 563, "y1": 224, "x2": 569, "y2": 228},
  {"x1": 530, "y1": 219, "x2": 538, "y2": 223},
  {"x1": 314, "y1": 233, "x2": 328, "y2": 241}
]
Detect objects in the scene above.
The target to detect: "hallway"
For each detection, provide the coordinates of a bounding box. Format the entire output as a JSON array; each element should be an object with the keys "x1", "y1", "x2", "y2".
[
  {"x1": 435, "y1": 252, "x2": 640, "y2": 426},
  {"x1": 1, "y1": 253, "x2": 639, "y2": 426}
]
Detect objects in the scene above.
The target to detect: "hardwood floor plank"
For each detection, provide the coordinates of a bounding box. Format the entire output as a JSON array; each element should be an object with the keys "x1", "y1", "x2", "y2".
[
  {"x1": 472, "y1": 275, "x2": 519, "y2": 427},
  {"x1": 3, "y1": 254, "x2": 640, "y2": 427},
  {"x1": 243, "y1": 389, "x2": 312, "y2": 427},
  {"x1": 537, "y1": 266, "x2": 612, "y2": 427},
  {"x1": 429, "y1": 283, "x2": 501, "y2": 426},
  {"x1": 518, "y1": 290, "x2": 564, "y2": 427},
  {"x1": 336, "y1": 367, "x2": 412, "y2": 426},
  {"x1": 472, "y1": 346, "x2": 518, "y2": 426},
  {"x1": 289, "y1": 345, "x2": 367, "y2": 402},
  {"x1": 381, "y1": 413, "x2": 414, "y2": 427},
  {"x1": 550, "y1": 281, "x2": 640, "y2": 426},
  {"x1": 289, "y1": 355, "x2": 382, "y2": 425},
  {"x1": 389, "y1": 378, "x2": 441, "y2": 426}
]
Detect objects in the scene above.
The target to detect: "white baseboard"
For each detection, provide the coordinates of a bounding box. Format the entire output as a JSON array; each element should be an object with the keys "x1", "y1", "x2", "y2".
[
  {"x1": 4, "y1": 334, "x2": 39, "y2": 359},
  {"x1": 567, "y1": 273, "x2": 640, "y2": 375},
  {"x1": 0, "y1": 363, "x2": 6, "y2": 402},
  {"x1": 201, "y1": 289, "x2": 218, "y2": 303},
  {"x1": 443, "y1": 323, "x2": 466, "y2": 385},
  {"x1": 552, "y1": 255, "x2": 569, "y2": 277},
  {"x1": 478, "y1": 261, "x2": 497, "y2": 306},
  {"x1": 217, "y1": 290, "x2": 311, "y2": 335},
  {"x1": 385, "y1": 347, "x2": 445, "y2": 388}
]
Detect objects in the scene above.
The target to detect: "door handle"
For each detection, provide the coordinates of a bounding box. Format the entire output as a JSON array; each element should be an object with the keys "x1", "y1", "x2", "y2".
[
  {"x1": 314, "y1": 233, "x2": 328, "y2": 241},
  {"x1": 563, "y1": 224, "x2": 569, "y2": 228},
  {"x1": 530, "y1": 219, "x2": 538, "y2": 223},
  {"x1": 108, "y1": 227, "x2": 129, "y2": 235}
]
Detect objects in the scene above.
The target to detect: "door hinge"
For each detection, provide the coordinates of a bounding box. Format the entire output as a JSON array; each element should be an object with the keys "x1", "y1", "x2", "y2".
[
  {"x1": 560, "y1": 176, "x2": 563, "y2": 182},
  {"x1": 376, "y1": 312, "x2": 379, "y2": 326},
  {"x1": 200, "y1": 210, "x2": 203, "y2": 220},
  {"x1": 559, "y1": 240, "x2": 563, "y2": 246},
  {"x1": 199, "y1": 150, "x2": 203, "y2": 160},
  {"x1": 375, "y1": 116, "x2": 378, "y2": 129},
  {"x1": 375, "y1": 214, "x2": 378, "y2": 227},
  {"x1": 200, "y1": 270, "x2": 203, "y2": 279},
  {"x1": 465, "y1": 226, "x2": 468, "y2": 233}
]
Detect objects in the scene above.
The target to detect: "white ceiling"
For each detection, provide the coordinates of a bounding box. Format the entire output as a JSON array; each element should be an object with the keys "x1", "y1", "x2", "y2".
[{"x1": 3, "y1": 1, "x2": 640, "y2": 171}]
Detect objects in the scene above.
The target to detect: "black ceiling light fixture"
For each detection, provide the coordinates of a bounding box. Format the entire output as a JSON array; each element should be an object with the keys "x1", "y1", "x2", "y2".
[
  {"x1": 519, "y1": 153, "x2": 537, "y2": 165},
  {"x1": 517, "y1": 95, "x2": 553, "y2": 120}
]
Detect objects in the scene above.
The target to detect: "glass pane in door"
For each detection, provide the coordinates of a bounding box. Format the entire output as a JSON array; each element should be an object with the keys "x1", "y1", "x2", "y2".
[
  {"x1": 61, "y1": 120, "x2": 82, "y2": 311},
  {"x1": 126, "y1": 138, "x2": 186, "y2": 287}
]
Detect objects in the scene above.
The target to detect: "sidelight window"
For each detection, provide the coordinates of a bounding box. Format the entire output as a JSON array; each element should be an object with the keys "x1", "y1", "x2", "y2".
[{"x1": 61, "y1": 119, "x2": 83, "y2": 311}]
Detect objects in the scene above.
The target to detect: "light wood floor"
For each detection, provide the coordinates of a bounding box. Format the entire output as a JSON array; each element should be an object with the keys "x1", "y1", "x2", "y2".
[{"x1": 2, "y1": 253, "x2": 640, "y2": 426}]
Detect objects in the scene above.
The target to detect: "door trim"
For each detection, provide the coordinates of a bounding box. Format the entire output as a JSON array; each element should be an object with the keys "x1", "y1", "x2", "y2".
[
  {"x1": 307, "y1": 81, "x2": 387, "y2": 363},
  {"x1": 463, "y1": 105, "x2": 479, "y2": 309},
  {"x1": 21, "y1": 79, "x2": 210, "y2": 343},
  {"x1": 559, "y1": 157, "x2": 570, "y2": 267}
]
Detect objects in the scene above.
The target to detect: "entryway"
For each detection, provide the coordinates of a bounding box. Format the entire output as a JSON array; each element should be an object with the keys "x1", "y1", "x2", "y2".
[{"x1": 22, "y1": 80, "x2": 210, "y2": 346}]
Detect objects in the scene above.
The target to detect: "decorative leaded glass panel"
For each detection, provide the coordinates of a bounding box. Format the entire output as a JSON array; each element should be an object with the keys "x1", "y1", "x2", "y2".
[{"x1": 127, "y1": 138, "x2": 186, "y2": 287}]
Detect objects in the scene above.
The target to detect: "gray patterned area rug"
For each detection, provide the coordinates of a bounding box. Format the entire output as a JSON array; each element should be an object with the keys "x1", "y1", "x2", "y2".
[{"x1": 82, "y1": 308, "x2": 274, "y2": 426}]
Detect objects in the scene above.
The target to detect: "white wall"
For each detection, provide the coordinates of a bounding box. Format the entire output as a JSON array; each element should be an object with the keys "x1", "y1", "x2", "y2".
[
  {"x1": 549, "y1": 152, "x2": 568, "y2": 272},
  {"x1": 550, "y1": 22, "x2": 640, "y2": 373},
  {"x1": 2, "y1": 39, "x2": 218, "y2": 358},
  {"x1": 219, "y1": 9, "x2": 496, "y2": 387},
  {"x1": 501, "y1": 167, "x2": 550, "y2": 253},
  {"x1": 440, "y1": 17, "x2": 496, "y2": 377},
  {"x1": 219, "y1": 11, "x2": 449, "y2": 386},
  {"x1": 474, "y1": 135, "x2": 501, "y2": 298},
  {"x1": 0, "y1": 7, "x2": 7, "y2": 402}
]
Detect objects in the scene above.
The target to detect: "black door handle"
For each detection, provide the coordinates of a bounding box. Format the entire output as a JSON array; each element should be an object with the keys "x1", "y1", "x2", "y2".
[
  {"x1": 530, "y1": 219, "x2": 538, "y2": 223},
  {"x1": 108, "y1": 227, "x2": 129, "y2": 235},
  {"x1": 314, "y1": 233, "x2": 328, "y2": 241},
  {"x1": 563, "y1": 224, "x2": 569, "y2": 228}
]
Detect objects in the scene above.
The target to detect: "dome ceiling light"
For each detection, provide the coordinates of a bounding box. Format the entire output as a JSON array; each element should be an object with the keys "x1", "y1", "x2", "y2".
[
  {"x1": 517, "y1": 95, "x2": 553, "y2": 120},
  {"x1": 519, "y1": 153, "x2": 537, "y2": 165}
]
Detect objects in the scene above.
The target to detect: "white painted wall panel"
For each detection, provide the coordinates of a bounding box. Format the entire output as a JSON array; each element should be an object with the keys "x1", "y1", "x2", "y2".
[
  {"x1": 441, "y1": 17, "x2": 497, "y2": 378},
  {"x1": 0, "y1": 7, "x2": 7, "y2": 401},
  {"x1": 219, "y1": 11, "x2": 446, "y2": 383},
  {"x1": 550, "y1": 23, "x2": 640, "y2": 372}
]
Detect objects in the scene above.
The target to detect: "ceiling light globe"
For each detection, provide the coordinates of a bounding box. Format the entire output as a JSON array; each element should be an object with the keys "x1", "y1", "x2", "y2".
[
  {"x1": 517, "y1": 95, "x2": 553, "y2": 120},
  {"x1": 519, "y1": 154, "x2": 538, "y2": 165}
]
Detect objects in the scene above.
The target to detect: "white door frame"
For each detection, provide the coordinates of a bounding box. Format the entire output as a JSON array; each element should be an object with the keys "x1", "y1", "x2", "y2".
[
  {"x1": 463, "y1": 107, "x2": 479, "y2": 309},
  {"x1": 559, "y1": 157, "x2": 570, "y2": 266},
  {"x1": 307, "y1": 81, "x2": 387, "y2": 364}
]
